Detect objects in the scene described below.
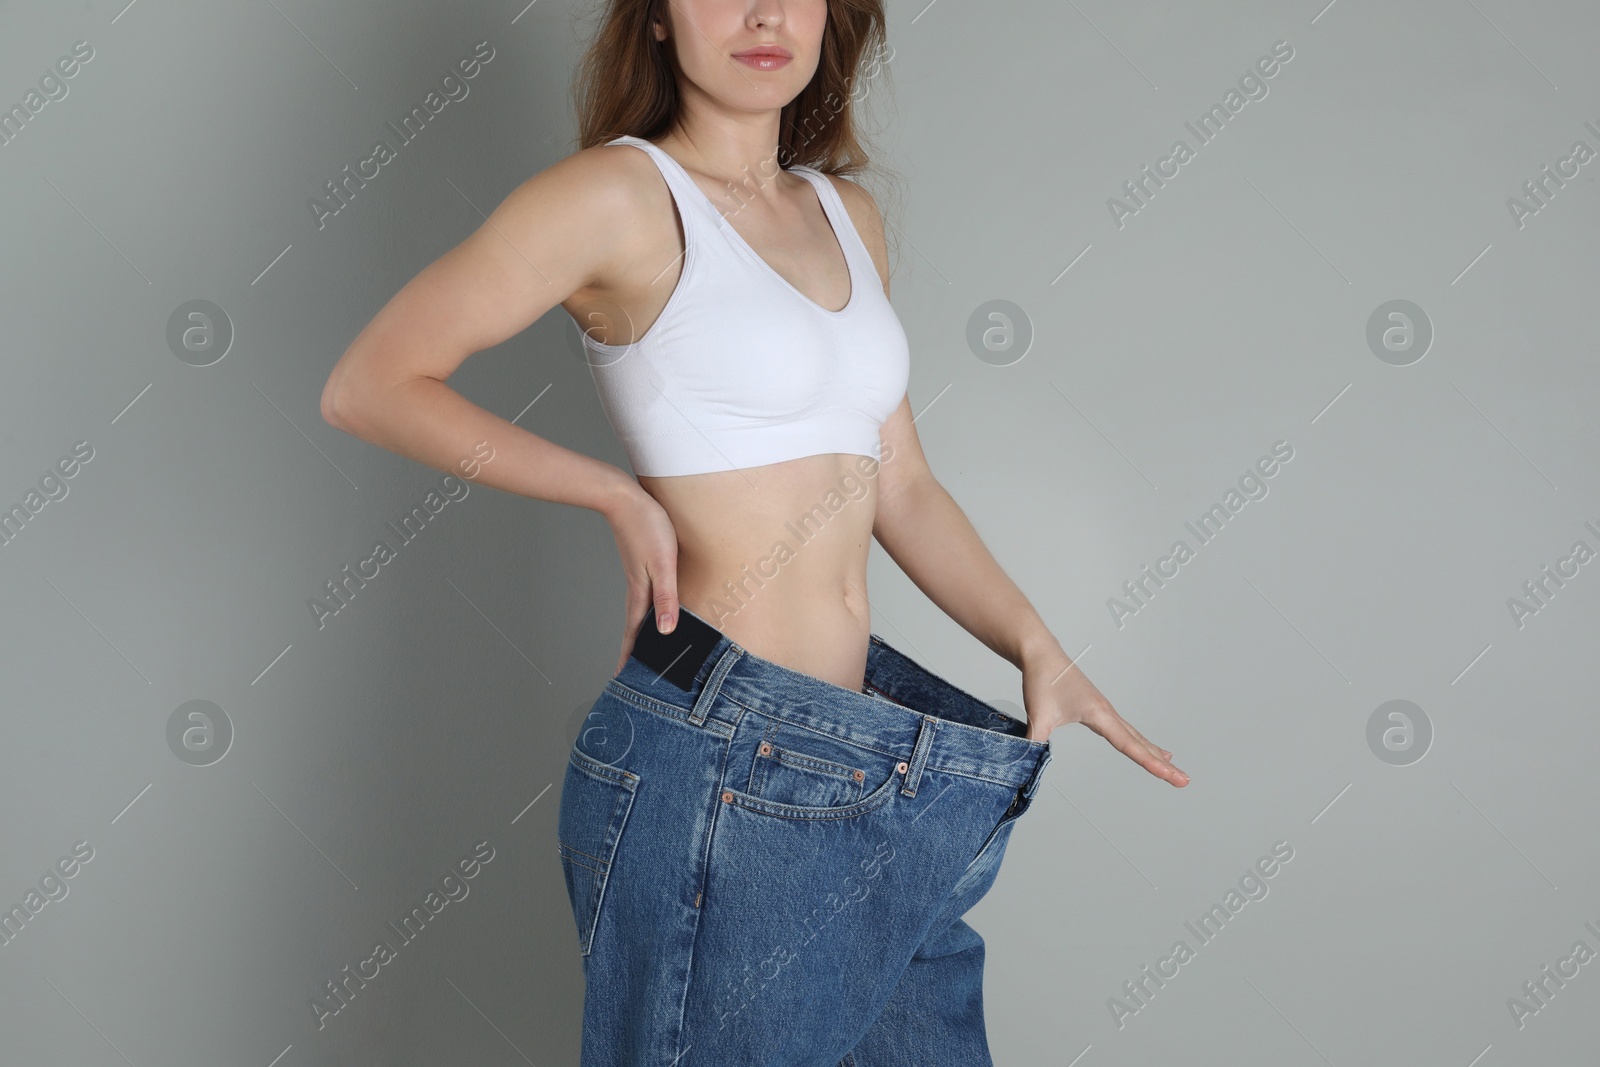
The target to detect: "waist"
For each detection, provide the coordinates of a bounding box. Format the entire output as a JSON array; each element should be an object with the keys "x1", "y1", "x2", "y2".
[
  {"x1": 643, "y1": 451, "x2": 881, "y2": 685},
  {"x1": 615, "y1": 605, "x2": 1049, "y2": 791},
  {"x1": 677, "y1": 570, "x2": 871, "y2": 691}
]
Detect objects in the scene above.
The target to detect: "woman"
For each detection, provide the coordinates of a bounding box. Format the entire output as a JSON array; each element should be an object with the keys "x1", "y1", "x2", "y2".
[{"x1": 322, "y1": 1, "x2": 1187, "y2": 1063}]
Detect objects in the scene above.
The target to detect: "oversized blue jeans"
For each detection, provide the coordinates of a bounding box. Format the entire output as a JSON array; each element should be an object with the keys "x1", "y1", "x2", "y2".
[{"x1": 557, "y1": 606, "x2": 1053, "y2": 1066}]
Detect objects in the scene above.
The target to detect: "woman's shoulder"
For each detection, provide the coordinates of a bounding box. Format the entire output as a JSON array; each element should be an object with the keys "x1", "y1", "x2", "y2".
[
  {"x1": 517, "y1": 138, "x2": 667, "y2": 210},
  {"x1": 459, "y1": 140, "x2": 677, "y2": 305},
  {"x1": 488, "y1": 139, "x2": 676, "y2": 262}
]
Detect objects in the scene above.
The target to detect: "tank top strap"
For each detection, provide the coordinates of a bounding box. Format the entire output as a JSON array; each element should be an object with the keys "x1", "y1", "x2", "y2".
[
  {"x1": 602, "y1": 134, "x2": 721, "y2": 231},
  {"x1": 786, "y1": 164, "x2": 835, "y2": 209},
  {"x1": 786, "y1": 164, "x2": 872, "y2": 274}
]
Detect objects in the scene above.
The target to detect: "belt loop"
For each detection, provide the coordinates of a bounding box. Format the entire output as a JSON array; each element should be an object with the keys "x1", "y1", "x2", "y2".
[
  {"x1": 900, "y1": 714, "x2": 939, "y2": 797},
  {"x1": 688, "y1": 644, "x2": 742, "y2": 726}
]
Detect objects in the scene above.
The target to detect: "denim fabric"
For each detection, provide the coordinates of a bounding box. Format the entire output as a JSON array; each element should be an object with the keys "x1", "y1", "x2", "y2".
[{"x1": 557, "y1": 606, "x2": 1053, "y2": 1067}]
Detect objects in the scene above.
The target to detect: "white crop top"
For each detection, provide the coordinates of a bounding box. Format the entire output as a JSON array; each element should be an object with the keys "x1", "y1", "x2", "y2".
[{"x1": 578, "y1": 135, "x2": 911, "y2": 477}]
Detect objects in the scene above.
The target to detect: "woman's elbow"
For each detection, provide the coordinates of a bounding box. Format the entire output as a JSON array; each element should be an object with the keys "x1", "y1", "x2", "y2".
[
  {"x1": 319, "y1": 374, "x2": 351, "y2": 432},
  {"x1": 319, "y1": 356, "x2": 370, "y2": 435}
]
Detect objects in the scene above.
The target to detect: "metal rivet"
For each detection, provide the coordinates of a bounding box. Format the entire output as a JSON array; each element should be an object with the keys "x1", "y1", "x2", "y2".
[
  {"x1": 853, "y1": 769, "x2": 865, "y2": 782},
  {"x1": 896, "y1": 761, "x2": 909, "y2": 774},
  {"x1": 758, "y1": 743, "x2": 772, "y2": 755},
  {"x1": 721, "y1": 791, "x2": 733, "y2": 803}
]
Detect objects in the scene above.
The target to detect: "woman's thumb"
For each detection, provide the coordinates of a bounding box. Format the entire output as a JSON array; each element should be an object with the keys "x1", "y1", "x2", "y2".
[{"x1": 653, "y1": 571, "x2": 679, "y2": 635}]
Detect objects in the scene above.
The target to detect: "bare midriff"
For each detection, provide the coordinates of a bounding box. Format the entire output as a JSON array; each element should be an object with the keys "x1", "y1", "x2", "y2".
[{"x1": 638, "y1": 451, "x2": 884, "y2": 694}]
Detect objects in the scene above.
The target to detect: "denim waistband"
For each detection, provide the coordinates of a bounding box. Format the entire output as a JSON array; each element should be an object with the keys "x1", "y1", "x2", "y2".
[{"x1": 607, "y1": 606, "x2": 1050, "y2": 792}]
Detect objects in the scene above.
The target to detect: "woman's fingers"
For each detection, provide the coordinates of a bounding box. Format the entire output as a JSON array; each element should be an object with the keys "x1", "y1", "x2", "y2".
[
  {"x1": 616, "y1": 586, "x2": 653, "y2": 674},
  {"x1": 1023, "y1": 661, "x2": 1185, "y2": 784},
  {"x1": 605, "y1": 491, "x2": 681, "y2": 673},
  {"x1": 616, "y1": 607, "x2": 641, "y2": 675},
  {"x1": 1084, "y1": 706, "x2": 1188, "y2": 786},
  {"x1": 1110, "y1": 714, "x2": 1177, "y2": 766}
]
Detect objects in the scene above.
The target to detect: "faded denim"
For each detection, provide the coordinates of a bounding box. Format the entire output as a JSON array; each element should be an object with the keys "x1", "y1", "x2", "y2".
[{"x1": 557, "y1": 606, "x2": 1053, "y2": 1067}]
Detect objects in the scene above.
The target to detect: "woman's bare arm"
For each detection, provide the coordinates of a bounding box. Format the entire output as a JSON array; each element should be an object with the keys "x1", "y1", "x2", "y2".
[
  {"x1": 322, "y1": 145, "x2": 694, "y2": 666},
  {"x1": 847, "y1": 178, "x2": 1185, "y2": 780},
  {"x1": 871, "y1": 401, "x2": 1059, "y2": 668},
  {"x1": 320, "y1": 146, "x2": 645, "y2": 518},
  {"x1": 874, "y1": 399, "x2": 1185, "y2": 782}
]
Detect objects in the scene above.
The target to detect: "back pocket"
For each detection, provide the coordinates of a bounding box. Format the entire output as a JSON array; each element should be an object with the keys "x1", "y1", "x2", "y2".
[{"x1": 557, "y1": 747, "x2": 640, "y2": 957}]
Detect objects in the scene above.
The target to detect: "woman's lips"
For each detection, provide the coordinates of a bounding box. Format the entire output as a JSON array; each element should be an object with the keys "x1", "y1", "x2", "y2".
[{"x1": 733, "y1": 49, "x2": 791, "y2": 70}]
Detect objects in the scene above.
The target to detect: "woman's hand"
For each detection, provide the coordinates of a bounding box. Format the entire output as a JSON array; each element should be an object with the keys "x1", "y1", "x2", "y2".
[
  {"x1": 1020, "y1": 644, "x2": 1189, "y2": 786},
  {"x1": 604, "y1": 486, "x2": 681, "y2": 675}
]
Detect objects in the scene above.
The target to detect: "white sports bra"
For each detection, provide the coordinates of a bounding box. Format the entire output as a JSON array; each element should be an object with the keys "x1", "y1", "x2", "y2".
[{"x1": 578, "y1": 134, "x2": 911, "y2": 477}]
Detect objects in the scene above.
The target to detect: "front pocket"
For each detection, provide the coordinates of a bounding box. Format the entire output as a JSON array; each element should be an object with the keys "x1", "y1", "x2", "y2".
[
  {"x1": 749, "y1": 742, "x2": 869, "y2": 809},
  {"x1": 729, "y1": 730, "x2": 904, "y2": 821},
  {"x1": 556, "y1": 748, "x2": 640, "y2": 957},
  {"x1": 722, "y1": 767, "x2": 902, "y2": 821},
  {"x1": 743, "y1": 726, "x2": 904, "y2": 816}
]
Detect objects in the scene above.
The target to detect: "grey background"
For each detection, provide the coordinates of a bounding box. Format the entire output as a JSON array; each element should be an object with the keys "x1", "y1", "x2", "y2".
[{"x1": 2, "y1": 0, "x2": 1597, "y2": 1064}]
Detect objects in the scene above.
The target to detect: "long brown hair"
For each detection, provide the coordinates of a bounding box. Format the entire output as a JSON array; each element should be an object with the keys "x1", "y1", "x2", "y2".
[{"x1": 569, "y1": 0, "x2": 902, "y2": 257}]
